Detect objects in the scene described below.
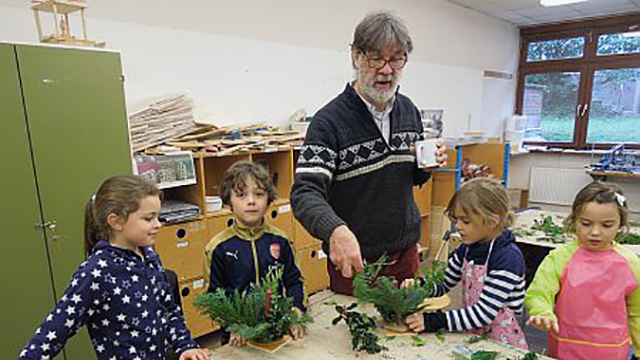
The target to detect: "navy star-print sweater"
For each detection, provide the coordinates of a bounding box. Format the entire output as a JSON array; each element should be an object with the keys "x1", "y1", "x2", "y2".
[{"x1": 19, "y1": 240, "x2": 198, "y2": 360}]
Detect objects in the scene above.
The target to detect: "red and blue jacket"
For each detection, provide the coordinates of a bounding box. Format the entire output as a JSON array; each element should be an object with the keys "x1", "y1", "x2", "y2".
[{"x1": 204, "y1": 220, "x2": 305, "y2": 310}]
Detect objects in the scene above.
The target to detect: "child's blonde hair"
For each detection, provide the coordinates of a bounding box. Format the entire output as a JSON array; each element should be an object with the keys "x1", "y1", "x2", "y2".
[
  {"x1": 219, "y1": 161, "x2": 277, "y2": 208},
  {"x1": 84, "y1": 175, "x2": 160, "y2": 257},
  {"x1": 564, "y1": 181, "x2": 629, "y2": 236},
  {"x1": 445, "y1": 178, "x2": 514, "y2": 231}
]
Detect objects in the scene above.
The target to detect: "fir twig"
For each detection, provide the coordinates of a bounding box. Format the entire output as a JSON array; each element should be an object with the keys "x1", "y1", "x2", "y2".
[
  {"x1": 353, "y1": 254, "x2": 445, "y2": 324},
  {"x1": 194, "y1": 266, "x2": 312, "y2": 343}
]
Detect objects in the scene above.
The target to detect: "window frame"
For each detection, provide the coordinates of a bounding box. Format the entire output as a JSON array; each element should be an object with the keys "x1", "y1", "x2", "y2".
[{"x1": 516, "y1": 13, "x2": 640, "y2": 149}]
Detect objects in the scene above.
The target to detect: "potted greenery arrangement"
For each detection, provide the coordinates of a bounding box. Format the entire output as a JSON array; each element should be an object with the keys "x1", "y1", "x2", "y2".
[
  {"x1": 194, "y1": 267, "x2": 311, "y2": 351},
  {"x1": 353, "y1": 254, "x2": 445, "y2": 332}
]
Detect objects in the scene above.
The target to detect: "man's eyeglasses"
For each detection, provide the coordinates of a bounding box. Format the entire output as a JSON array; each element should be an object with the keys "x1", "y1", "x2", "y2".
[{"x1": 361, "y1": 52, "x2": 407, "y2": 70}]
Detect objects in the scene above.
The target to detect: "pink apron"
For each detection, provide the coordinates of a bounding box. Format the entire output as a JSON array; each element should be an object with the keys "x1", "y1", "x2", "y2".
[
  {"x1": 548, "y1": 247, "x2": 637, "y2": 360},
  {"x1": 462, "y1": 240, "x2": 528, "y2": 350}
]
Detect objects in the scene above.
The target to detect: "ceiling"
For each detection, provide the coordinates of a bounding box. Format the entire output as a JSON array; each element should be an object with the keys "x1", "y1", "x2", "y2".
[{"x1": 446, "y1": 0, "x2": 640, "y2": 27}]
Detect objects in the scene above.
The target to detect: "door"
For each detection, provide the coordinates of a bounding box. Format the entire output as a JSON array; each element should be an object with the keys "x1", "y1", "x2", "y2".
[
  {"x1": 15, "y1": 44, "x2": 133, "y2": 359},
  {"x1": 0, "y1": 43, "x2": 60, "y2": 358}
]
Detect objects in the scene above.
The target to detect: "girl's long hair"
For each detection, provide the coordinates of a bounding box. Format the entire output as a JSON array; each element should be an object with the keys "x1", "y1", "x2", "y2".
[
  {"x1": 564, "y1": 181, "x2": 629, "y2": 236},
  {"x1": 84, "y1": 175, "x2": 159, "y2": 257},
  {"x1": 445, "y1": 178, "x2": 514, "y2": 231}
]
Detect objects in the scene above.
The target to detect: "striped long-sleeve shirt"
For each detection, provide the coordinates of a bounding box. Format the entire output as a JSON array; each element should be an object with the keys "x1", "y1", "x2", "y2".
[{"x1": 430, "y1": 230, "x2": 526, "y2": 332}]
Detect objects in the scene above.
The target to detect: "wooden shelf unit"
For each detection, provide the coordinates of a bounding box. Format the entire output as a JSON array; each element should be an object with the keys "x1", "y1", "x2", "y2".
[
  {"x1": 428, "y1": 142, "x2": 510, "y2": 262},
  {"x1": 431, "y1": 142, "x2": 510, "y2": 207}
]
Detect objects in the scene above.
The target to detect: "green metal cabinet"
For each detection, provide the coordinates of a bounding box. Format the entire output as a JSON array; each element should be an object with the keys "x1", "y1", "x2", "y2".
[{"x1": 1, "y1": 43, "x2": 132, "y2": 359}]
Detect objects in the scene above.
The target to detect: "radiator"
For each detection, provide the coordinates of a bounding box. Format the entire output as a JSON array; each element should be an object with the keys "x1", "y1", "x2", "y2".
[{"x1": 529, "y1": 167, "x2": 592, "y2": 206}]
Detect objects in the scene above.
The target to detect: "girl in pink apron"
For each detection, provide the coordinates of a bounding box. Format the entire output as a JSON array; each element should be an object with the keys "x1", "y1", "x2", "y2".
[
  {"x1": 525, "y1": 181, "x2": 640, "y2": 360},
  {"x1": 405, "y1": 178, "x2": 528, "y2": 350}
]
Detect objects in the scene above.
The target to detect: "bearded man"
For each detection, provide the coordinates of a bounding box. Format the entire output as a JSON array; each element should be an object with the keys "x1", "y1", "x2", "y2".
[{"x1": 291, "y1": 11, "x2": 447, "y2": 295}]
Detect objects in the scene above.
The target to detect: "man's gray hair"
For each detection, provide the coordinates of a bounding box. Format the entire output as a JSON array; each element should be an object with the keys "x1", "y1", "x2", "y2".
[{"x1": 352, "y1": 11, "x2": 413, "y2": 55}]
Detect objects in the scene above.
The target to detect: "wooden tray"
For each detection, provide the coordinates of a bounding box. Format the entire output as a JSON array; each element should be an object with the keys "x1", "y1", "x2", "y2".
[
  {"x1": 420, "y1": 294, "x2": 451, "y2": 311},
  {"x1": 247, "y1": 335, "x2": 293, "y2": 353}
]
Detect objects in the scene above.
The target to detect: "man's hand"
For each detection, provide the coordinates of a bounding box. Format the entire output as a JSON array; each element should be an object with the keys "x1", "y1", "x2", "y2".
[
  {"x1": 329, "y1": 225, "x2": 364, "y2": 278},
  {"x1": 435, "y1": 138, "x2": 447, "y2": 167},
  {"x1": 526, "y1": 315, "x2": 559, "y2": 333},
  {"x1": 409, "y1": 138, "x2": 447, "y2": 168},
  {"x1": 179, "y1": 348, "x2": 210, "y2": 360}
]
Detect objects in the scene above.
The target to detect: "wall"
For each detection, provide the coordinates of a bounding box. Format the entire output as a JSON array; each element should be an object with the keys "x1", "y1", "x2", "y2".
[{"x1": 0, "y1": 0, "x2": 519, "y2": 134}]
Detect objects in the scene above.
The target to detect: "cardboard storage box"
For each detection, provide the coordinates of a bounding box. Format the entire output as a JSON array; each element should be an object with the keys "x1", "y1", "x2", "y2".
[
  {"x1": 178, "y1": 277, "x2": 219, "y2": 338},
  {"x1": 292, "y1": 220, "x2": 322, "y2": 251},
  {"x1": 265, "y1": 200, "x2": 294, "y2": 240},
  {"x1": 296, "y1": 243, "x2": 329, "y2": 295},
  {"x1": 155, "y1": 220, "x2": 208, "y2": 281}
]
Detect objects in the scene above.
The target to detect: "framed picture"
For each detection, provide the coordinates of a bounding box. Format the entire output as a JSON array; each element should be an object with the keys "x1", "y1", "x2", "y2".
[{"x1": 134, "y1": 151, "x2": 196, "y2": 189}]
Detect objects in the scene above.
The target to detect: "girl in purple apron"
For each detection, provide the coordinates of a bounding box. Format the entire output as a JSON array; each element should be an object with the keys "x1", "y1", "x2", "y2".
[
  {"x1": 525, "y1": 182, "x2": 640, "y2": 360},
  {"x1": 405, "y1": 178, "x2": 528, "y2": 350}
]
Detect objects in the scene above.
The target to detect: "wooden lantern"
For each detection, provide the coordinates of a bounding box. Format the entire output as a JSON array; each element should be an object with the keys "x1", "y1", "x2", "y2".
[{"x1": 32, "y1": 0, "x2": 105, "y2": 48}]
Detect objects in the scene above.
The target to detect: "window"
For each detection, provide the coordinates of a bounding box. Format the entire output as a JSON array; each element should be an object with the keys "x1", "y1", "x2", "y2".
[
  {"x1": 517, "y1": 14, "x2": 640, "y2": 149},
  {"x1": 588, "y1": 68, "x2": 640, "y2": 143},
  {"x1": 597, "y1": 31, "x2": 640, "y2": 56},
  {"x1": 527, "y1": 37, "x2": 585, "y2": 62},
  {"x1": 523, "y1": 72, "x2": 581, "y2": 142}
]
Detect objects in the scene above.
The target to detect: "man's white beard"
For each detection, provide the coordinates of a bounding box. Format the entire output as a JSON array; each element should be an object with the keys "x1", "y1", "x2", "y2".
[{"x1": 356, "y1": 69, "x2": 400, "y2": 105}]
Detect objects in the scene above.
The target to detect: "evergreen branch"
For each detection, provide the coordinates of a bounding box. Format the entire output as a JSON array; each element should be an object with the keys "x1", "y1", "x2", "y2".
[
  {"x1": 353, "y1": 254, "x2": 445, "y2": 323},
  {"x1": 194, "y1": 265, "x2": 312, "y2": 343}
]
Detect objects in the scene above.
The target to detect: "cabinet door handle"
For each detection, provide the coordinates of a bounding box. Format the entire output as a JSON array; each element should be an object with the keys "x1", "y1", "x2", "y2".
[
  {"x1": 35, "y1": 221, "x2": 60, "y2": 241},
  {"x1": 35, "y1": 220, "x2": 56, "y2": 229}
]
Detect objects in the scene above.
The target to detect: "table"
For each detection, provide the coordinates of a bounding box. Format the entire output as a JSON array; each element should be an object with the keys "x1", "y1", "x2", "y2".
[
  {"x1": 513, "y1": 209, "x2": 640, "y2": 287},
  {"x1": 513, "y1": 209, "x2": 640, "y2": 251},
  {"x1": 208, "y1": 290, "x2": 555, "y2": 359},
  {"x1": 588, "y1": 170, "x2": 640, "y2": 182}
]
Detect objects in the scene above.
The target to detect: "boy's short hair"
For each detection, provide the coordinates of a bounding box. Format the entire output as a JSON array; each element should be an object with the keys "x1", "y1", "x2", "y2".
[{"x1": 219, "y1": 160, "x2": 277, "y2": 206}]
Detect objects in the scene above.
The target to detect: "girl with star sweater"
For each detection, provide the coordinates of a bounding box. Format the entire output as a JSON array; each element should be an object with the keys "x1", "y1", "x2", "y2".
[{"x1": 19, "y1": 175, "x2": 209, "y2": 360}]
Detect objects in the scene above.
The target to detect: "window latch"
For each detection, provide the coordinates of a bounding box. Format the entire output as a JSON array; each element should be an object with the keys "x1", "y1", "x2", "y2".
[{"x1": 581, "y1": 104, "x2": 589, "y2": 117}]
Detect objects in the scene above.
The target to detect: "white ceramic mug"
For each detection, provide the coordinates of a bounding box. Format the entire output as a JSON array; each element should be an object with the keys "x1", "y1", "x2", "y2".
[{"x1": 415, "y1": 138, "x2": 439, "y2": 169}]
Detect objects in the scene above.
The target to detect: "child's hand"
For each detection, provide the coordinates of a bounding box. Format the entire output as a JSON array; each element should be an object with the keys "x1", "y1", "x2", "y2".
[
  {"x1": 527, "y1": 315, "x2": 559, "y2": 333},
  {"x1": 229, "y1": 333, "x2": 247, "y2": 347},
  {"x1": 179, "y1": 348, "x2": 210, "y2": 360},
  {"x1": 290, "y1": 323, "x2": 307, "y2": 340},
  {"x1": 290, "y1": 307, "x2": 307, "y2": 340},
  {"x1": 405, "y1": 312, "x2": 425, "y2": 332},
  {"x1": 401, "y1": 278, "x2": 416, "y2": 288}
]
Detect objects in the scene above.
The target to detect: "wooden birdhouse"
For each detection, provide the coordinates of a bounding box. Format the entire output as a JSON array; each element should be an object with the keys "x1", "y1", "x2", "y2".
[{"x1": 32, "y1": 0, "x2": 105, "y2": 48}]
